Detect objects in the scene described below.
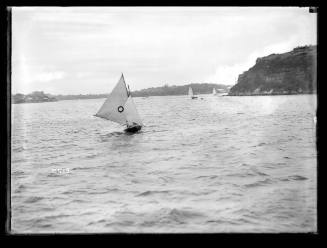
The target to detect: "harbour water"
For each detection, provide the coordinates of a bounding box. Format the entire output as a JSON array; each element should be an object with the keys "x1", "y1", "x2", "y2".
[{"x1": 11, "y1": 94, "x2": 317, "y2": 233}]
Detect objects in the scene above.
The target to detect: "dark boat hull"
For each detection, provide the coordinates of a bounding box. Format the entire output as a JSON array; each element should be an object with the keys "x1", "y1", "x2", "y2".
[{"x1": 124, "y1": 125, "x2": 142, "y2": 133}]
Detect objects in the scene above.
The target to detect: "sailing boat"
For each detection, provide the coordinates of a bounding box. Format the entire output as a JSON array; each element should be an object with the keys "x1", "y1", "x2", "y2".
[
  {"x1": 188, "y1": 87, "x2": 198, "y2": 99},
  {"x1": 212, "y1": 88, "x2": 217, "y2": 95},
  {"x1": 95, "y1": 74, "x2": 143, "y2": 133}
]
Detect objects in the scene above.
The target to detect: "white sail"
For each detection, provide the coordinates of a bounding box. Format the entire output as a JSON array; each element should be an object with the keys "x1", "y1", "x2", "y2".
[
  {"x1": 213, "y1": 88, "x2": 217, "y2": 95},
  {"x1": 124, "y1": 96, "x2": 143, "y2": 126},
  {"x1": 188, "y1": 87, "x2": 193, "y2": 96},
  {"x1": 95, "y1": 74, "x2": 129, "y2": 125}
]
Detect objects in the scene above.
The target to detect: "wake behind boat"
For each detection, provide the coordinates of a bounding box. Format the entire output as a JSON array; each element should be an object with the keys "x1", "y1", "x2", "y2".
[{"x1": 95, "y1": 74, "x2": 143, "y2": 133}]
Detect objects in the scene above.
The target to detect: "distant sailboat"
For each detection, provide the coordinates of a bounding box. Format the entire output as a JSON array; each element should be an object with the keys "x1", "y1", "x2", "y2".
[
  {"x1": 95, "y1": 74, "x2": 143, "y2": 133},
  {"x1": 188, "y1": 87, "x2": 198, "y2": 99},
  {"x1": 212, "y1": 88, "x2": 217, "y2": 95}
]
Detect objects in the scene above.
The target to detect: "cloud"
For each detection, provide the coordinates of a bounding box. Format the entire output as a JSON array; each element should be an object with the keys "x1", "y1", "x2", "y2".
[
  {"x1": 76, "y1": 72, "x2": 91, "y2": 79},
  {"x1": 11, "y1": 7, "x2": 317, "y2": 94},
  {"x1": 207, "y1": 37, "x2": 315, "y2": 85},
  {"x1": 12, "y1": 56, "x2": 66, "y2": 93},
  {"x1": 34, "y1": 71, "x2": 66, "y2": 82}
]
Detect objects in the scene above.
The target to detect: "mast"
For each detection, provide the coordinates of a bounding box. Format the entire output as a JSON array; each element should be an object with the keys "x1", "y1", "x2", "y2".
[{"x1": 127, "y1": 85, "x2": 131, "y2": 97}]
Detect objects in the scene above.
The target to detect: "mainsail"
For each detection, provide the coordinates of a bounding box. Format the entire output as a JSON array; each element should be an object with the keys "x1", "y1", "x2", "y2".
[
  {"x1": 213, "y1": 88, "x2": 217, "y2": 95},
  {"x1": 95, "y1": 74, "x2": 129, "y2": 125},
  {"x1": 188, "y1": 87, "x2": 194, "y2": 97},
  {"x1": 124, "y1": 96, "x2": 143, "y2": 126}
]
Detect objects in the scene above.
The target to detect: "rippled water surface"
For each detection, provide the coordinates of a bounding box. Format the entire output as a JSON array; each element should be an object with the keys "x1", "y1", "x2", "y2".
[{"x1": 11, "y1": 94, "x2": 317, "y2": 233}]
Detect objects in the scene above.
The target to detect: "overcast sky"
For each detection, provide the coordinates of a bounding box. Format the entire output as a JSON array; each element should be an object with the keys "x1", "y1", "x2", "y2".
[{"x1": 12, "y1": 7, "x2": 317, "y2": 95}]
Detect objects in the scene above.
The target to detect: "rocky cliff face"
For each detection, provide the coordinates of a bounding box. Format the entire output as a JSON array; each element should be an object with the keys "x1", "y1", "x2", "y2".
[{"x1": 229, "y1": 45, "x2": 317, "y2": 96}]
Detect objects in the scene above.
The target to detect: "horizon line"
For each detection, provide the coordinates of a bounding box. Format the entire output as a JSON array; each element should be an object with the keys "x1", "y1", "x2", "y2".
[{"x1": 12, "y1": 82, "x2": 233, "y2": 96}]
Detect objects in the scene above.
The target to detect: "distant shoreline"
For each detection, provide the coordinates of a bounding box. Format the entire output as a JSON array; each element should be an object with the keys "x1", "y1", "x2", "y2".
[
  {"x1": 12, "y1": 92, "x2": 317, "y2": 104},
  {"x1": 12, "y1": 83, "x2": 231, "y2": 104},
  {"x1": 227, "y1": 92, "x2": 317, "y2": 96}
]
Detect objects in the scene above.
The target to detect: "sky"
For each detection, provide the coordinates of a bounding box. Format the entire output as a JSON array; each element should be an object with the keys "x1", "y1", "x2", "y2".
[{"x1": 11, "y1": 7, "x2": 317, "y2": 95}]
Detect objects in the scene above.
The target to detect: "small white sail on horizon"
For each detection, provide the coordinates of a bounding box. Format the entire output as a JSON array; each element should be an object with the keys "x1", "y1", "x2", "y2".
[
  {"x1": 213, "y1": 88, "x2": 217, "y2": 95},
  {"x1": 188, "y1": 87, "x2": 194, "y2": 97},
  {"x1": 95, "y1": 74, "x2": 143, "y2": 132},
  {"x1": 188, "y1": 86, "x2": 198, "y2": 99}
]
